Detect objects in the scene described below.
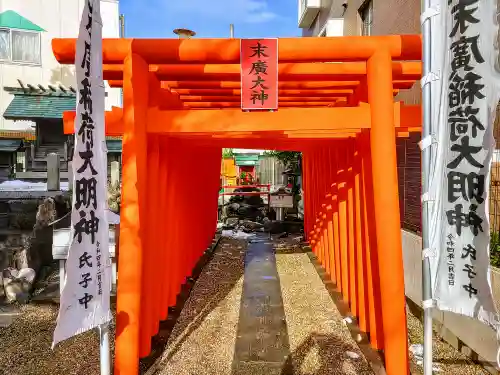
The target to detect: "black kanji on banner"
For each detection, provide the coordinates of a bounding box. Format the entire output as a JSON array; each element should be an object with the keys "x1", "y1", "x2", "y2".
[
  {"x1": 445, "y1": 0, "x2": 484, "y2": 299},
  {"x1": 72, "y1": 0, "x2": 101, "y2": 310}
]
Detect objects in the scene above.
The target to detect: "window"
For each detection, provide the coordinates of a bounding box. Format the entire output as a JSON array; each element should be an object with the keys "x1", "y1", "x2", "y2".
[
  {"x1": 0, "y1": 28, "x2": 40, "y2": 64},
  {"x1": 359, "y1": 0, "x2": 373, "y2": 36}
]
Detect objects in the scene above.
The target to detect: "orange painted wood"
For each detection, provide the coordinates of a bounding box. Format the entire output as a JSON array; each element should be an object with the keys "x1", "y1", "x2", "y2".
[
  {"x1": 53, "y1": 35, "x2": 422, "y2": 65},
  {"x1": 173, "y1": 89, "x2": 353, "y2": 96},
  {"x1": 321, "y1": 153, "x2": 332, "y2": 278},
  {"x1": 148, "y1": 62, "x2": 421, "y2": 82},
  {"x1": 326, "y1": 211, "x2": 336, "y2": 281},
  {"x1": 63, "y1": 106, "x2": 123, "y2": 135},
  {"x1": 185, "y1": 102, "x2": 334, "y2": 108},
  {"x1": 114, "y1": 54, "x2": 150, "y2": 375},
  {"x1": 347, "y1": 142, "x2": 358, "y2": 318},
  {"x1": 311, "y1": 150, "x2": 320, "y2": 257},
  {"x1": 100, "y1": 62, "x2": 421, "y2": 83},
  {"x1": 147, "y1": 106, "x2": 372, "y2": 133},
  {"x1": 143, "y1": 136, "x2": 160, "y2": 342},
  {"x1": 359, "y1": 130, "x2": 384, "y2": 350},
  {"x1": 302, "y1": 152, "x2": 309, "y2": 241},
  {"x1": 53, "y1": 33, "x2": 425, "y2": 375},
  {"x1": 166, "y1": 141, "x2": 181, "y2": 308},
  {"x1": 318, "y1": 159, "x2": 327, "y2": 269},
  {"x1": 338, "y1": 151, "x2": 349, "y2": 304},
  {"x1": 150, "y1": 73, "x2": 183, "y2": 108},
  {"x1": 180, "y1": 96, "x2": 342, "y2": 102},
  {"x1": 332, "y1": 192, "x2": 342, "y2": 291},
  {"x1": 367, "y1": 51, "x2": 409, "y2": 374},
  {"x1": 166, "y1": 80, "x2": 363, "y2": 89},
  {"x1": 63, "y1": 104, "x2": 422, "y2": 136},
  {"x1": 108, "y1": 79, "x2": 416, "y2": 90},
  {"x1": 324, "y1": 147, "x2": 336, "y2": 284},
  {"x1": 158, "y1": 136, "x2": 171, "y2": 320},
  {"x1": 322, "y1": 148, "x2": 331, "y2": 275},
  {"x1": 354, "y1": 141, "x2": 368, "y2": 333},
  {"x1": 168, "y1": 141, "x2": 183, "y2": 307},
  {"x1": 311, "y1": 150, "x2": 319, "y2": 257}
]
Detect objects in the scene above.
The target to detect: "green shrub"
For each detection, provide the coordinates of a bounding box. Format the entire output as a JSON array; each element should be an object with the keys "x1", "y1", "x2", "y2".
[{"x1": 490, "y1": 231, "x2": 500, "y2": 267}]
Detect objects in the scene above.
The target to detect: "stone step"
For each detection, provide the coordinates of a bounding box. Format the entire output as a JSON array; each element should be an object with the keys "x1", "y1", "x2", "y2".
[
  {"x1": 29, "y1": 160, "x2": 68, "y2": 170},
  {"x1": 32, "y1": 158, "x2": 67, "y2": 164}
]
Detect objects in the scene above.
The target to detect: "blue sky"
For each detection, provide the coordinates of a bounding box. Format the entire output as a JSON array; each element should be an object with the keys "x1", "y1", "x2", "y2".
[{"x1": 119, "y1": 0, "x2": 301, "y2": 38}]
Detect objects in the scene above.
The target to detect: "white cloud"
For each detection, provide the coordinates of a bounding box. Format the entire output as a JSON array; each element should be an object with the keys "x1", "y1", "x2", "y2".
[
  {"x1": 245, "y1": 11, "x2": 277, "y2": 23},
  {"x1": 166, "y1": 0, "x2": 278, "y2": 24}
]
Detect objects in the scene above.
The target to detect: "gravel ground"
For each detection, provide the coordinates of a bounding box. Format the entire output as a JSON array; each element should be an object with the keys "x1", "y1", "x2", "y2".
[
  {"x1": 276, "y1": 249, "x2": 374, "y2": 375},
  {"x1": 406, "y1": 306, "x2": 490, "y2": 375},
  {"x1": 0, "y1": 236, "x2": 491, "y2": 375},
  {"x1": 149, "y1": 238, "x2": 247, "y2": 375},
  {"x1": 0, "y1": 303, "x2": 116, "y2": 375},
  {"x1": 150, "y1": 236, "x2": 374, "y2": 375}
]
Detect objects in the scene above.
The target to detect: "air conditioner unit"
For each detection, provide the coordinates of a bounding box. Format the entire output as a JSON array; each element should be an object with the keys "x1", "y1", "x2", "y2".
[{"x1": 298, "y1": 0, "x2": 321, "y2": 28}]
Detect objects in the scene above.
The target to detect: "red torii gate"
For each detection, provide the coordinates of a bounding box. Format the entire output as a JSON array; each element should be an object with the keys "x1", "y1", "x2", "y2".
[{"x1": 53, "y1": 34, "x2": 422, "y2": 375}]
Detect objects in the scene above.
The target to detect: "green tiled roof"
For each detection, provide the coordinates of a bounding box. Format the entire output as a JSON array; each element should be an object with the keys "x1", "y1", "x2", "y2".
[
  {"x1": 234, "y1": 154, "x2": 259, "y2": 166},
  {"x1": 3, "y1": 88, "x2": 76, "y2": 120},
  {"x1": 236, "y1": 160, "x2": 257, "y2": 166},
  {"x1": 0, "y1": 139, "x2": 22, "y2": 152},
  {"x1": 106, "y1": 140, "x2": 122, "y2": 153},
  {"x1": 0, "y1": 11, "x2": 45, "y2": 32},
  {"x1": 235, "y1": 155, "x2": 260, "y2": 161},
  {"x1": 235, "y1": 156, "x2": 259, "y2": 166}
]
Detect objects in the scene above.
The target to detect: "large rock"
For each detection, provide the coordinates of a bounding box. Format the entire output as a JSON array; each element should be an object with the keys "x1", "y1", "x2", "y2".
[
  {"x1": 23, "y1": 198, "x2": 57, "y2": 274},
  {"x1": 34, "y1": 197, "x2": 56, "y2": 227},
  {"x1": 2, "y1": 267, "x2": 35, "y2": 304},
  {"x1": 0, "y1": 194, "x2": 71, "y2": 303},
  {"x1": 263, "y1": 220, "x2": 286, "y2": 234},
  {"x1": 239, "y1": 220, "x2": 264, "y2": 232},
  {"x1": 0, "y1": 197, "x2": 64, "y2": 280},
  {"x1": 8, "y1": 200, "x2": 40, "y2": 230},
  {"x1": 0, "y1": 234, "x2": 30, "y2": 271},
  {"x1": 225, "y1": 217, "x2": 239, "y2": 227},
  {"x1": 0, "y1": 201, "x2": 9, "y2": 229},
  {"x1": 0, "y1": 270, "x2": 4, "y2": 300}
]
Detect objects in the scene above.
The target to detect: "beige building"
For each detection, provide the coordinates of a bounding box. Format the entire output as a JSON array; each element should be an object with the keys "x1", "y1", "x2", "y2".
[
  {"x1": 0, "y1": 0, "x2": 121, "y2": 131},
  {"x1": 0, "y1": 0, "x2": 122, "y2": 180}
]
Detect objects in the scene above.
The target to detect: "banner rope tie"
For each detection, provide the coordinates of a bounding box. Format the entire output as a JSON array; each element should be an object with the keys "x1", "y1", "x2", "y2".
[
  {"x1": 422, "y1": 248, "x2": 436, "y2": 259},
  {"x1": 420, "y1": 71, "x2": 440, "y2": 88},
  {"x1": 422, "y1": 299, "x2": 434, "y2": 309},
  {"x1": 420, "y1": 6, "x2": 440, "y2": 25},
  {"x1": 418, "y1": 135, "x2": 437, "y2": 151}
]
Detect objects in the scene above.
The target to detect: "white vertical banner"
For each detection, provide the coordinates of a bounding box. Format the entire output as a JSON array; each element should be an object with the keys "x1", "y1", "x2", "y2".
[
  {"x1": 428, "y1": 0, "x2": 500, "y2": 327},
  {"x1": 53, "y1": 0, "x2": 111, "y2": 347}
]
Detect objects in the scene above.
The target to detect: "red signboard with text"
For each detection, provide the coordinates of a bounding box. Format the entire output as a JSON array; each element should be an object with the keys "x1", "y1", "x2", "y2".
[{"x1": 240, "y1": 38, "x2": 278, "y2": 110}]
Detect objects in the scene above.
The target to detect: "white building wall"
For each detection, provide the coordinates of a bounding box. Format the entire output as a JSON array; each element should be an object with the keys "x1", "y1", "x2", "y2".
[
  {"x1": 0, "y1": 0, "x2": 120, "y2": 131},
  {"x1": 319, "y1": 18, "x2": 344, "y2": 37}
]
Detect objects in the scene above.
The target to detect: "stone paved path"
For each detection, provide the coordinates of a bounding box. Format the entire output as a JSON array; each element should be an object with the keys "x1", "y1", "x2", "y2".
[{"x1": 148, "y1": 236, "x2": 375, "y2": 375}]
